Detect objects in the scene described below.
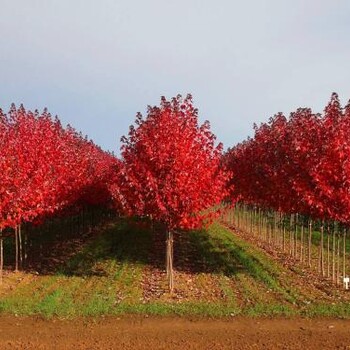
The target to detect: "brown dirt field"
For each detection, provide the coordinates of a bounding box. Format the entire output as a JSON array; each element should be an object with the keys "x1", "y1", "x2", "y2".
[{"x1": 1, "y1": 316, "x2": 350, "y2": 350}]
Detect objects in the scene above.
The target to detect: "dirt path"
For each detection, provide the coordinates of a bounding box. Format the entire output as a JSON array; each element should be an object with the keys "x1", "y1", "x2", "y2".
[{"x1": 1, "y1": 316, "x2": 350, "y2": 350}]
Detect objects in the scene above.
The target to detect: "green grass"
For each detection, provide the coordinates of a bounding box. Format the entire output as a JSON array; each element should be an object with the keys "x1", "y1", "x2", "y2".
[
  {"x1": 1, "y1": 219, "x2": 350, "y2": 318},
  {"x1": 0, "y1": 219, "x2": 149, "y2": 318},
  {"x1": 189, "y1": 223, "x2": 300, "y2": 304}
]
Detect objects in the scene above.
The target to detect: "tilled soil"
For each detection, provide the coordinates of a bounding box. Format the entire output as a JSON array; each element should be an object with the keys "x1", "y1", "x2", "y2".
[{"x1": 0, "y1": 316, "x2": 350, "y2": 350}]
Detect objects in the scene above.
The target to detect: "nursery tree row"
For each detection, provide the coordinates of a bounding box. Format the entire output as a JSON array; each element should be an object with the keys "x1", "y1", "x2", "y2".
[
  {"x1": 225, "y1": 93, "x2": 350, "y2": 285},
  {"x1": 226, "y1": 93, "x2": 350, "y2": 224},
  {"x1": 0, "y1": 96, "x2": 228, "y2": 291},
  {"x1": 0, "y1": 105, "x2": 118, "y2": 281}
]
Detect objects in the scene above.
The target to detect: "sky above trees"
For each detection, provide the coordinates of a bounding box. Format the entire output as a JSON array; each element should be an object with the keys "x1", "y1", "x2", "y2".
[{"x1": 0, "y1": 0, "x2": 349, "y2": 152}]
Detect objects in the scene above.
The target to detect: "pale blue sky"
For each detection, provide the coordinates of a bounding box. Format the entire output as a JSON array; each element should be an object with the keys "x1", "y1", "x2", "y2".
[{"x1": 0, "y1": 0, "x2": 349, "y2": 153}]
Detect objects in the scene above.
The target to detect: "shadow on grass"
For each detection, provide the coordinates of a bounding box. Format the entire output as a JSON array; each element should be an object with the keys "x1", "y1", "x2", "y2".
[
  {"x1": 60, "y1": 219, "x2": 152, "y2": 277},
  {"x1": 2, "y1": 216, "x2": 152, "y2": 277},
  {"x1": 185, "y1": 225, "x2": 286, "y2": 294},
  {"x1": 3, "y1": 215, "x2": 272, "y2": 280},
  {"x1": 174, "y1": 228, "x2": 245, "y2": 276},
  {"x1": 61, "y1": 220, "x2": 249, "y2": 278}
]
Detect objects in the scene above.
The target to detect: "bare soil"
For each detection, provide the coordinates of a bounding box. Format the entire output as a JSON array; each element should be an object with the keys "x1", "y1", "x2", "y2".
[{"x1": 1, "y1": 316, "x2": 350, "y2": 350}]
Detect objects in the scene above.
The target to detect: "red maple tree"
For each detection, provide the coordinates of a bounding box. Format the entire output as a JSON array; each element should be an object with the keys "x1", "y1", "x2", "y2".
[{"x1": 111, "y1": 94, "x2": 229, "y2": 291}]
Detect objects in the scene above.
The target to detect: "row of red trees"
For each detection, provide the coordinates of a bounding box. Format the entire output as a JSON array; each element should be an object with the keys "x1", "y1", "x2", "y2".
[
  {"x1": 0, "y1": 96, "x2": 228, "y2": 291},
  {"x1": 225, "y1": 93, "x2": 350, "y2": 224},
  {"x1": 6, "y1": 93, "x2": 350, "y2": 288},
  {"x1": 0, "y1": 104, "x2": 118, "y2": 230},
  {"x1": 0, "y1": 98, "x2": 228, "y2": 232}
]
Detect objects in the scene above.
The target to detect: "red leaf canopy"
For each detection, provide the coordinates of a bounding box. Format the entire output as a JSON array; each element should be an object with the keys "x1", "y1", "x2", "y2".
[
  {"x1": 225, "y1": 93, "x2": 350, "y2": 224},
  {"x1": 0, "y1": 105, "x2": 117, "y2": 230},
  {"x1": 111, "y1": 95, "x2": 229, "y2": 230}
]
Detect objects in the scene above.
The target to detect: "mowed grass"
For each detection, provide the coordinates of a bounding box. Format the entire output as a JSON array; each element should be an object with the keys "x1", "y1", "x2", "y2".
[
  {"x1": 0, "y1": 220, "x2": 349, "y2": 318},
  {"x1": 0, "y1": 220, "x2": 149, "y2": 317}
]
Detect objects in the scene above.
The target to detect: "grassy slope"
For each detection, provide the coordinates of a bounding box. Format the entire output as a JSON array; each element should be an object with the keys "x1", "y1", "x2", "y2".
[{"x1": 0, "y1": 220, "x2": 349, "y2": 318}]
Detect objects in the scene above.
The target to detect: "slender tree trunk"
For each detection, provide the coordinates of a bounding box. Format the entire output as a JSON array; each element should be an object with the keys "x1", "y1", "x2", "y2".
[
  {"x1": 308, "y1": 219, "x2": 312, "y2": 268},
  {"x1": 332, "y1": 226, "x2": 336, "y2": 283},
  {"x1": 250, "y1": 207, "x2": 253, "y2": 234},
  {"x1": 268, "y1": 213, "x2": 271, "y2": 244},
  {"x1": 320, "y1": 222, "x2": 324, "y2": 276},
  {"x1": 0, "y1": 229, "x2": 3, "y2": 284},
  {"x1": 24, "y1": 230, "x2": 28, "y2": 268},
  {"x1": 243, "y1": 205, "x2": 246, "y2": 230},
  {"x1": 253, "y1": 207, "x2": 256, "y2": 236},
  {"x1": 273, "y1": 212, "x2": 277, "y2": 246},
  {"x1": 166, "y1": 229, "x2": 174, "y2": 293},
  {"x1": 15, "y1": 226, "x2": 19, "y2": 272},
  {"x1": 19, "y1": 224, "x2": 22, "y2": 270},
  {"x1": 300, "y1": 224, "x2": 304, "y2": 262},
  {"x1": 234, "y1": 205, "x2": 236, "y2": 226},
  {"x1": 283, "y1": 219, "x2": 286, "y2": 252},
  {"x1": 343, "y1": 228, "x2": 346, "y2": 280},
  {"x1": 26, "y1": 224, "x2": 31, "y2": 264},
  {"x1": 337, "y1": 232, "x2": 340, "y2": 286},
  {"x1": 294, "y1": 214, "x2": 298, "y2": 259},
  {"x1": 327, "y1": 225, "x2": 330, "y2": 278},
  {"x1": 277, "y1": 212, "x2": 280, "y2": 248},
  {"x1": 289, "y1": 215, "x2": 293, "y2": 256},
  {"x1": 246, "y1": 205, "x2": 248, "y2": 231}
]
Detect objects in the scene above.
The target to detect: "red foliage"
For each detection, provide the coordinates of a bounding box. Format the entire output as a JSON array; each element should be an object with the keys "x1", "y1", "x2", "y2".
[
  {"x1": 0, "y1": 105, "x2": 117, "y2": 230},
  {"x1": 110, "y1": 94, "x2": 229, "y2": 230},
  {"x1": 225, "y1": 93, "x2": 350, "y2": 224}
]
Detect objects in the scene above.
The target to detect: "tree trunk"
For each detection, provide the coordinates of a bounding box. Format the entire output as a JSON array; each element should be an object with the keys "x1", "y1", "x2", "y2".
[
  {"x1": 15, "y1": 226, "x2": 19, "y2": 272},
  {"x1": 294, "y1": 214, "x2": 298, "y2": 259},
  {"x1": 273, "y1": 212, "x2": 277, "y2": 246},
  {"x1": 231, "y1": 206, "x2": 235, "y2": 226},
  {"x1": 250, "y1": 208, "x2": 253, "y2": 234},
  {"x1": 332, "y1": 226, "x2": 336, "y2": 283},
  {"x1": 24, "y1": 230, "x2": 28, "y2": 268},
  {"x1": 320, "y1": 223, "x2": 324, "y2": 276},
  {"x1": 327, "y1": 225, "x2": 330, "y2": 278},
  {"x1": 166, "y1": 229, "x2": 174, "y2": 293},
  {"x1": 308, "y1": 219, "x2": 312, "y2": 268},
  {"x1": 337, "y1": 232, "x2": 340, "y2": 285},
  {"x1": 343, "y1": 229, "x2": 346, "y2": 280},
  {"x1": 268, "y1": 213, "x2": 271, "y2": 244},
  {"x1": 300, "y1": 224, "x2": 304, "y2": 263},
  {"x1": 19, "y1": 224, "x2": 23, "y2": 270},
  {"x1": 289, "y1": 215, "x2": 293, "y2": 256},
  {"x1": 283, "y1": 220, "x2": 286, "y2": 252},
  {"x1": 0, "y1": 229, "x2": 3, "y2": 284}
]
